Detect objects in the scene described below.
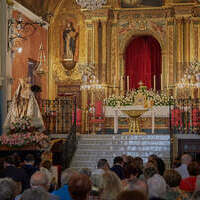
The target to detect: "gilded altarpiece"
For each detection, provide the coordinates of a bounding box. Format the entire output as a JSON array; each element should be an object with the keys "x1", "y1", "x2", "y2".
[
  {"x1": 48, "y1": 0, "x2": 200, "y2": 133},
  {"x1": 48, "y1": 1, "x2": 84, "y2": 100}
]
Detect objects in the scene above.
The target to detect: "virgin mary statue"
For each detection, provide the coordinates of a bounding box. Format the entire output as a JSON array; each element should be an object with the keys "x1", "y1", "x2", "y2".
[{"x1": 4, "y1": 78, "x2": 45, "y2": 134}]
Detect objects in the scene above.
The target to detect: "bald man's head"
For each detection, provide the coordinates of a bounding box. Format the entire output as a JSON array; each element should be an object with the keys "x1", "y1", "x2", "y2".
[
  {"x1": 30, "y1": 171, "x2": 49, "y2": 191},
  {"x1": 181, "y1": 154, "x2": 192, "y2": 165}
]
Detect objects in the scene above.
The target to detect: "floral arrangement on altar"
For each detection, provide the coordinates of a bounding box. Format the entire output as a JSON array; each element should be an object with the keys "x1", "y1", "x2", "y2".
[
  {"x1": 9, "y1": 116, "x2": 32, "y2": 133},
  {"x1": 104, "y1": 86, "x2": 174, "y2": 107},
  {"x1": 185, "y1": 61, "x2": 200, "y2": 76},
  {"x1": 0, "y1": 132, "x2": 49, "y2": 148},
  {"x1": 0, "y1": 116, "x2": 49, "y2": 148}
]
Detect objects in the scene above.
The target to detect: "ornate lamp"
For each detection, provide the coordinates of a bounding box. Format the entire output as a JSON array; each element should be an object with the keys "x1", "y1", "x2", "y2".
[
  {"x1": 8, "y1": 14, "x2": 46, "y2": 53},
  {"x1": 76, "y1": 0, "x2": 107, "y2": 10},
  {"x1": 34, "y1": 43, "x2": 47, "y2": 75}
]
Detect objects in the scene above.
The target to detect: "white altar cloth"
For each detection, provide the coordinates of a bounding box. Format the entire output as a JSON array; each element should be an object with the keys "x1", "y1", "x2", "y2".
[{"x1": 104, "y1": 106, "x2": 169, "y2": 134}]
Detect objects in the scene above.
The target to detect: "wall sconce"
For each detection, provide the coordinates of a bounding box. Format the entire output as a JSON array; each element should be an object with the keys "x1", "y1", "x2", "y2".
[{"x1": 8, "y1": 14, "x2": 46, "y2": 52}]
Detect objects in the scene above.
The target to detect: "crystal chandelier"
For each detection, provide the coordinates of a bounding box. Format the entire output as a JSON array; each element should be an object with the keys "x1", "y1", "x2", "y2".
[
  {"x1": 76, "y1": 0, "x2": 107, "y2": 10},
  {"x1": 177, "y1": 62, "x2": 200, "y2": 89}
]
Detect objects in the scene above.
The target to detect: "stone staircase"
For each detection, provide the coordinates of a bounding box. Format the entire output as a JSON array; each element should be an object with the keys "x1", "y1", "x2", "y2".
[{"x1": 70, "y1": 134, "x2": 171, "y2": 170}]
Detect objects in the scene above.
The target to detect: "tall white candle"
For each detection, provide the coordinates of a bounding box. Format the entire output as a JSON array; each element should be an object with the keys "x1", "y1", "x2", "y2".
[
  {"x1": 127, "y1": 76, "x2": 129, "y2": 91},
  {"x1": 174, "y1": 87, "x2": 177, "y2": 99},
  {"x1": 154, "y1": 75, "x2": 156, "y2": 91},
  {"x1": 120, "y1": 76, "x2": 123, "y2": 90},
  {"x1": 161, "y1": 73, "x2": 163, "y2": 91},
  {"x1": 167, "y1": 73, "x2": 169, "y2": 90}
]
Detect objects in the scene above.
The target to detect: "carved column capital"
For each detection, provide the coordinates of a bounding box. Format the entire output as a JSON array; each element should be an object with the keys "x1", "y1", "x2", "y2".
[
  {"x1": 175, "y1": 17, "x2": 184, "y2": 24},
  {"x1": 184, "y1": 17, "x2": 192, "y2": 24}
]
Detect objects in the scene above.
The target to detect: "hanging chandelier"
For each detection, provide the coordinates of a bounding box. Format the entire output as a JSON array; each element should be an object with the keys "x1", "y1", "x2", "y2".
[{"x1": 76, "y1": 0, "x2": 107, "y2": 10}]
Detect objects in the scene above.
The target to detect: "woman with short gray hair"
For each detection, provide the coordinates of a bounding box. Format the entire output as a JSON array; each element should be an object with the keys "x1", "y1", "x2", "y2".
[
  {"x1": 20, "y1": 188, "x2": 49, "y2": 200},
  {"x1": 0, "y1": 178, "x2": 18, "y2": 200}
]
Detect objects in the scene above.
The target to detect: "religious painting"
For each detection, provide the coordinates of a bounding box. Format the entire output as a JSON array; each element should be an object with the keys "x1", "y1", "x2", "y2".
[
  {"x1": 121, "y1": 0, "x2": 163, "y2": 8},
  {"x1": 61, "y1": 21, "x2": 78, "y2": 61},
  {"x1": 60, "y1": 20, "x2": 79, "y2": 71}
]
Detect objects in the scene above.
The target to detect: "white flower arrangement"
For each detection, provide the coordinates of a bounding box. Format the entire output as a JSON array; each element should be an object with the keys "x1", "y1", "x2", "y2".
[
  {"x1": 186, "y1": 61, "x2": 200, "y2": 76},
  {"x1": 104, "y1": 86, "x2": 174, "y2": 107}
]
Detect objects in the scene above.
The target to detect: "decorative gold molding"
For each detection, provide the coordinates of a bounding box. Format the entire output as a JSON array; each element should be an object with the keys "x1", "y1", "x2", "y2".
[{"x1": 52, "y1": 62, "x2": 81, "y2": 81}]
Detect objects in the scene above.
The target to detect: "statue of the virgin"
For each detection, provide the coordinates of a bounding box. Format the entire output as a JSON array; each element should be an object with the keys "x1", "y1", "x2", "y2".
[{"x1": 3, "y1": 78, "x2": 45, "y2": 134}]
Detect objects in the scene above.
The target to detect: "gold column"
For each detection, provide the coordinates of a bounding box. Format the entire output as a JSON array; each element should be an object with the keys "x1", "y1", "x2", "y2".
[
  {"x1": 184, "y1": 18, "x2": 191, "y2": 65},
  {"x1": 176, "y1": 18, "x2": 184, "y2": 83},
  {"x1": 198, "y1": 21, "x2": 200, "y2": 61},
  {"x1": 101, "y1": 20, "x2": 107, "y2": 84},
  {"x1": 81, "y1": 89, "x2": 88, "y2": 133},
  {"x1": 93, "y1": 20, "x2": 99, "y2": 80},
  {"x1": 167, "y1": 18, "x2": 175, "y2": 90},
  {"x1": 193, "y1": 19, "x2": 200, "y2": 61},
  {"x1": 48, "y1": 25, "x2": 56, "y2": 99},
  {"x1": 113, "y1": 12, "x2": 119, "y2": 96},
  {"x1": 81, "y1": 20, "x2": 93, "y2": 133}
]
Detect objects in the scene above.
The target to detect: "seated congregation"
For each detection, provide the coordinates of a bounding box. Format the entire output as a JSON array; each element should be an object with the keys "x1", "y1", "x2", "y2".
[{"x1": 0, "y1": 153, "x2": 200, "y2": 200}]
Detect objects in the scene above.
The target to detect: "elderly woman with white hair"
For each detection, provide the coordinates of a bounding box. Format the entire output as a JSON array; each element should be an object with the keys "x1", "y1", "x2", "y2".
[
  {"x1": 100, "y1": 171, "x2": 123, "y2": 200},
  {"x1": 144, "y1": 167, "x2": 166, "y2": 199}
]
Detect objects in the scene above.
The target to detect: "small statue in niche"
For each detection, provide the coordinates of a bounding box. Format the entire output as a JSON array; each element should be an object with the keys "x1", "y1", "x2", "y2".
[{"x1": 63, "y1": 22, "x2": 78, "y2": 60}]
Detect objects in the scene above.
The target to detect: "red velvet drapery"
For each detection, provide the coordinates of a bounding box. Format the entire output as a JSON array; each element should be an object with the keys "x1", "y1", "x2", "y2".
[{"x1": 125, "y1": 36, "x2": 161, "y2": 90}]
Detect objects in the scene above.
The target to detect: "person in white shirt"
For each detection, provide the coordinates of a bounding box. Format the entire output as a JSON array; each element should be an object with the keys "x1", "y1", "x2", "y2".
[
  {"x1": 175, "y1": 154, "x2": 192, "y2": 179},
  {"x1": 92, "y1": 159, "x2": 110, "y2": 176}
]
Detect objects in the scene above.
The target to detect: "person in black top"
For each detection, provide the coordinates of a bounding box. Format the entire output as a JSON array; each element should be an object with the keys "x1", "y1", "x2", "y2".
[
  {"x1": 21, "y1": 154, "x2": 38, "y2": 187},
  {"x1": 0, "y1": 155, "x2": 29, "y2": 191},
  {"x1": 110, "y1": 156, "x2": 125, "y2": 180}
]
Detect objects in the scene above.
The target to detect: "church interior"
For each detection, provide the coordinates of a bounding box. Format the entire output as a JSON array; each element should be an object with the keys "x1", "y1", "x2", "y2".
[{"x1": 1, "y1": 0, "x2": 200, "y2": 199}]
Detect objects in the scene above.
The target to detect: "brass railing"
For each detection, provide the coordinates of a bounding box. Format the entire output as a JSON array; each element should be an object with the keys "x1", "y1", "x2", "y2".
[
  {"x1": 8, "y1": 97, "x2": 77, "y2": 135},
  {"x1": 169, "y1": 98, "x2": 200, "y2": 135},
  {"x1": 169, "y1": 98, "x2": 200, "y2": 167}
]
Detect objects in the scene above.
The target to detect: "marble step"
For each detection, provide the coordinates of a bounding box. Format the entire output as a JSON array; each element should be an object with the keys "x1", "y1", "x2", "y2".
[
  {"x1": 77, "y1": 141, "x2": 170, "y2": 147},
  {"x1": 77, "y1": 145, "x2": 170, "y2": 154},
  {"x1": 70, "y1": 134, "x2": 171, "y2": 170},
  {"x1": 78, "y1": 135, "x2": 170, "y2": 141}
]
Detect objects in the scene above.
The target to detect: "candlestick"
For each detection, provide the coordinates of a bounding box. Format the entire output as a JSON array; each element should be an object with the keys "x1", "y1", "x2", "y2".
[
  {"x1": 174, "y1": 87, "x2": 177, "y2": 99},
  {"x1": 161, "y1": 73, "x2": 163, "y2": 91},
  {"x1": 154, "y1": 75, "x2": 156, "y2": 91},
  {"x1": 191, "y1": 86, "x2": 194, "y2": 99},
  {"x1": 120, "y1": 76, "x2": 123, "y2": 91},
  {"x1": 166, "y1": 73, "x2": 169, "y2": 90},
  {"x1": 127, "y1": 76, "x2": 129, "y2": 91}
]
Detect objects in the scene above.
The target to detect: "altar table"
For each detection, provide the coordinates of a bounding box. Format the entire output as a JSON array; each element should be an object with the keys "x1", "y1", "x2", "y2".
[{"x1": 104, "y1": 106, "x2": 169, "y2": 134}]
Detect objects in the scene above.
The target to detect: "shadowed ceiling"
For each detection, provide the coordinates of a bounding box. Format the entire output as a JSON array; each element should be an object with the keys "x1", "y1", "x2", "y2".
[{"x1": 15, "y1": 0, "x2": 61, "y2": 19}]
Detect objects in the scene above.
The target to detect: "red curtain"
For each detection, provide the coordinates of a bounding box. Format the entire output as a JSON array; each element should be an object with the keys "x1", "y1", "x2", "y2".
[{"x1": 125, "y1": 36, "x2": 161, "y2": 90}]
